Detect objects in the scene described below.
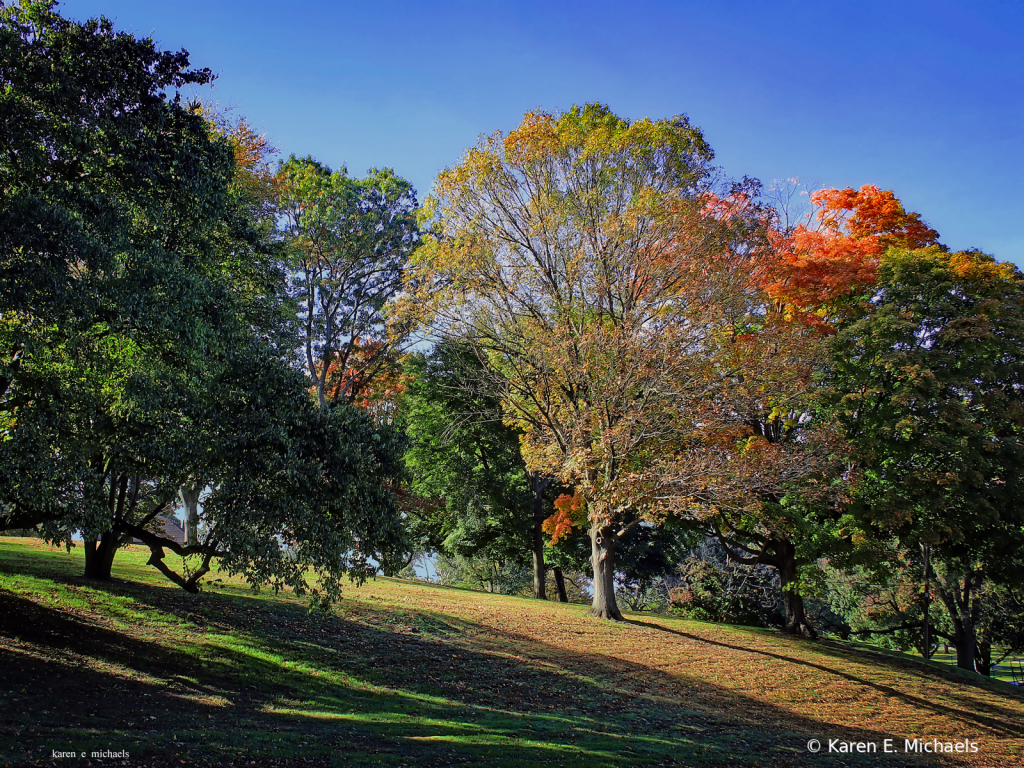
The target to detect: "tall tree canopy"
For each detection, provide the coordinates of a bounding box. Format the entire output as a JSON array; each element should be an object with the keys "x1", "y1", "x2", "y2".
[
  {"x1": 0, "y1": 1, "x2": 408, "y2": 603},
  {"x1": 1, "y1": 0, "x2": 230, "y2": 537},
  {"x1": 276, "y1": 156, "x2": 418, "y2": 409},
  {"x1": 408, "y1": 104, "x2": 776, "y2": 620},
  {"x1": 688, "y1": 185, "x2": 939, "y2": 636}
]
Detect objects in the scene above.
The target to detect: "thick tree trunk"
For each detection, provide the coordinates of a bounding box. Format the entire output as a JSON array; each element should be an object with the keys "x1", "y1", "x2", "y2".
[
  {"x1": 85, "y1": 473, "x2": 130, "y2": 580},
  {"x1": 779, "y1": 545, "x2": 816, "y2": 638},
  {"x1": 589, "y1": 523, "x2": 623, "y2": 621},
  {"x1": 955, "y1": 630, "x2": 977, "y2": 672},
  {"x1": 83, "y1": 531, "x2": 121, "y2": 581},
  {"x1": 935, "y1": 569, "x2": 982, "y2": 673},
  {"x1": 532, "y1": 541, "x2": 546, "y2": 600},
  {"x1": 553, "y1": 566, "x2": 568, "y2": 603}
]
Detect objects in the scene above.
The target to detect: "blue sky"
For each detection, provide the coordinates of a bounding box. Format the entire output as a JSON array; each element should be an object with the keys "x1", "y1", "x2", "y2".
[{"x1": 59, "y1": 0, "x2": 1023, "y2": 266}]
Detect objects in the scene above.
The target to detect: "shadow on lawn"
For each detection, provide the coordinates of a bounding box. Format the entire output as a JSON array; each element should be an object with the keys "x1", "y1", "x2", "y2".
[{"x1": 0, "y1": 575, "x2": 982, "y2": 768}]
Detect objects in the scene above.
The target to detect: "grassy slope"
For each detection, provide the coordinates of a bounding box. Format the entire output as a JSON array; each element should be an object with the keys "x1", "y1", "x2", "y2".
[{"x1": 0, "y1": 538, "x2": 1022, "y2": 767}]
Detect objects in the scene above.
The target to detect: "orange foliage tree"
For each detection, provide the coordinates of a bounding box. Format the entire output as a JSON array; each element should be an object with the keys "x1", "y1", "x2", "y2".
[
  {"x1": 769, "y1": 184, "x2": 939, "y2": 330},
  {"x1": 688, "y1": 184, "x2": 940, "y2": 636}
]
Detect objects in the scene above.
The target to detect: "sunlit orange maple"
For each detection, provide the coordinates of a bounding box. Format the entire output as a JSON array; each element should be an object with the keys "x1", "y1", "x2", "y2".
[{"x1": 768, "y1": 185, "x2": 939, "y2": 331}]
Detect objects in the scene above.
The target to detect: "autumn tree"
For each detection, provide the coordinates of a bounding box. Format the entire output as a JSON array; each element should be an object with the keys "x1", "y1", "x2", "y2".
[
  {"x1": 769, "y1": 184, "x2": 939, "y2": 331},
  {"x1": 694, "y1": 314, "x2": 854, "y2": 637},
  {"x1": 408, "y1": 104, "x2": 773, "y2": 620},
  {"x1": 276, "y1": 156, "x2": 418, "y2": 410},
  {"x1": 829, "y1": 247, "x2": 1024, "y2": 672},
  {"x1": 827, "y1": 543, "x2": 1024, "y2": 675},
  {"x1": 690, "y1": 185, "x2": 942, "y2": 637}
]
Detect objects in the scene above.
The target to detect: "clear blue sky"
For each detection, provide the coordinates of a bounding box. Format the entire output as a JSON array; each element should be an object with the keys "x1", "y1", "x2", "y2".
[{"x1": 59, "y1": 0, "x2": 1023, "y2": 266}]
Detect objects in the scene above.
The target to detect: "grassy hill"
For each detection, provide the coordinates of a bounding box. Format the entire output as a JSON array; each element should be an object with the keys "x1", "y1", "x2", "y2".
[{"x1": 0, "y1": 537, "x2": 1022, "y2": 767}]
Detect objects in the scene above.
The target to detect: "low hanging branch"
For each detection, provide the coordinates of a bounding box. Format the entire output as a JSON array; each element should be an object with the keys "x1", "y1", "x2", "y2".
[{"x1": 117, "y1": 521, "x2": 224, "y2": 594}]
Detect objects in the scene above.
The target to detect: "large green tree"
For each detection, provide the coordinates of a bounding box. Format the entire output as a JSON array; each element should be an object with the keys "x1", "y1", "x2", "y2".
[
  {"x1": 276, "y1": 156, "x2": 418, "y2": 410},
  {"x1": 829, "y1": 247, "x2": 1024, "y2": 671},
  {"x1": 0, "y1": 2, "x2": 408, "y2": 602},
  {"x1": 1, "y1": 0, "x2": 231, "y2": 538}
]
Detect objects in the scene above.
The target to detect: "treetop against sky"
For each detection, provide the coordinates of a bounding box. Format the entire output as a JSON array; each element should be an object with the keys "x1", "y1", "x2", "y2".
[{"x1": 55, "y1": 0, "x2": 1023, "y2": 268}]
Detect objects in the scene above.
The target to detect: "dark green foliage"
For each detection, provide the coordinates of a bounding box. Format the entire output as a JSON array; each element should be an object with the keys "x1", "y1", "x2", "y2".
[
  {"x1": 401, "y1": 342, "x2": 536, "y2": 576},
  {"x1": 0, "y1": 2, "x2": 407, "y2": 603},
  {"x1": 1, "y1": 0, "x2": 236, "y2": 538},
  {"x1": 0, "y1": 0, "x2": 225, "y2": 349},
  {"x1": 829, "y1": 247, "x2": 1024, "y2": 669},
  {"x1": 830, "y1": 247, "x2": 1024, "y2": 572}
]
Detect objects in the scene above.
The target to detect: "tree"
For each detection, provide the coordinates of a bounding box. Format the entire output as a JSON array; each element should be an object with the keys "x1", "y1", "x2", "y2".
[
  {"x1": 1, "y1": 0, "x2": 228, "y2": 539},
  {"x1": 408, "y1": 104, "x2": 771, "y2": 620},
  {"x1": 693, "y1": 185, "x2": 942, "y2": 637},
  {"x1": 768, "y1": 184, "x2": 939, "y2": 331},
  {"x1": 668, "y1": 538, "x2": 785, "y2": 627},
  {"x1": 696, "y1": 319, "x2": 854, "y2": 637},
  {"x1": 0, "y1": 2, "x2": 408, "y2": 602},
  {"x1": 829, "y1": 247, "x2": 1024, "y2": 671},
  {"x1": 824, "y1": 543, "x2": 1024, "y2": 675},
  {"x1": 276, "y1": 156, "x2": 418, "y2": 410},
  {"x1": 401, "y1": 341, "x2": 556, "y2": 599}
]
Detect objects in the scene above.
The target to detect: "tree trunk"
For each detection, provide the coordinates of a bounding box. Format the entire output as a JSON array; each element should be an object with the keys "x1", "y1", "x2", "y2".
[
  {"x1": 83, "y1": 531, "x2": 121, "y2": 581},
  {"x1": 975, "y1": 639, "x2": 992, "y2": 677},
  {"x1": 955, "y1": 628, "x2": 977, "y2": 672},
  {"x1": 589, "y1": 523, "x2": 623, "y2": 620},
  {"x1": 532, "y1": 540, "x2": 546, "y2": 600},
  {"x1": 553, "y1": 566, "x2": 568, "y2": 603},
  {"x1": 935, "y1": 569, "x2": 982, "y2": 673},
  {"x1": 529, "y1": 472, "x2": 549, "y2": 600},
  {"x1": 179, "y1": 484, "x2": 201, "y2": 546},
  {"x1": 531, "y1": 502, "x2": 546, "y2": 600},
  {"x1": 778, "y1": 545, "x2": 816, "y2": 638},
  {"x1": 86, "y1": 473, "x2": 129, "y2": 580}
]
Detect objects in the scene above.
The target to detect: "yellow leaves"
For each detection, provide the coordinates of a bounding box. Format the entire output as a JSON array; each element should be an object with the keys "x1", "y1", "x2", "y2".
[{"x1": 409, "y1": 102, "x2": 792, "y2": 533}]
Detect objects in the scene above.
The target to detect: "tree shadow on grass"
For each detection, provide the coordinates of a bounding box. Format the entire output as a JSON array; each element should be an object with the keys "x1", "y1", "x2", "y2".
[
  {"x1": 0, "y1": 548, "x2": 1012, "y2": 767},
  {"x1": 9, "y1": 592, "x2": 978, "y2": 767}
]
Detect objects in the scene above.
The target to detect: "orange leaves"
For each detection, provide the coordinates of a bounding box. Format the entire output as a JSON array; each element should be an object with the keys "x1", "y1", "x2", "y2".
[
  {"x1": 767, "y1": 185, "x2": 940, "y2": 332},
  {"x1": 944, "y1": 249, "x2": 1019, "y2": 285},
  {"x1": 811, "y1": 186, "x2": 938, "y2": 249},
  {"x1": 542, "y1": 492, "x2": 588, "y2": 545},
  {"x1": 314, "y1": 339, "x2": 412, "y2": 418}
]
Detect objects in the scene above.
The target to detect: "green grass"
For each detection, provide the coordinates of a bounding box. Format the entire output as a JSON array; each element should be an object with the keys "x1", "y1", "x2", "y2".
[
  {"x1": 1, "y1": 537, "x2": 1023, "y2": 767},
  {"x1": 904, "y1": 648, "x2": 1024, "y2": 686}
]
